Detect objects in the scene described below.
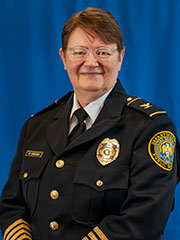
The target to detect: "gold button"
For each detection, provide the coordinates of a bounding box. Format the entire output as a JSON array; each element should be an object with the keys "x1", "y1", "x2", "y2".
[
  {"x1": 96, "y1": 180, "x2": 103, "y2": 187},
  {"x1": 50, "y1": 190, "x2": 59, "y2": 200},
  {"x1": 55, "y1": 160, "x2": 65, "y2": 168},
  {"x1": 23, "y1": 172, "x2": 28, "y2": 179},
  {"x1": 127, "y1": 97, "x2": 132, "y2": 102},
  {"x1": 49, "y1": 221, "x2": 59, "y2": 231}
]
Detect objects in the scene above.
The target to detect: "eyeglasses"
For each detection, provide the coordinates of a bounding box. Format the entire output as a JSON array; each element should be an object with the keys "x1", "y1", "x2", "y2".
[{"x1": 66, "y1": 46, "x2": 119, "y2": 61}]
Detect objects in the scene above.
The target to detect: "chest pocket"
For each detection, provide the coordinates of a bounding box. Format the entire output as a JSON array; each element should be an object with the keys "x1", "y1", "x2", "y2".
[
  {"x1": 20, "y1": 156, "x2": 49, "y2": 216},
  {"x1": 72, "y1": 165, "x2": 129, "y2": 225}
]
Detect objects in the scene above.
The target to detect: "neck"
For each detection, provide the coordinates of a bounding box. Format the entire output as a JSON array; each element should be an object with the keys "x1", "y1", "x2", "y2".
[{"x1": 75, "y1": 90, "x2": 109, "y2": 107}]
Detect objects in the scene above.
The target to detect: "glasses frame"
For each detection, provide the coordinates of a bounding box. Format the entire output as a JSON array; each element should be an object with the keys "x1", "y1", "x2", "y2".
[{"x1": 66, "y1": 46, "x2": 120, "y2": 61}]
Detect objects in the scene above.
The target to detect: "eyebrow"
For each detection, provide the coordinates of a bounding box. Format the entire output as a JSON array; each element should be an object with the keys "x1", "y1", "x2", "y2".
[{"x1": 68, "y1": 46, "x2": 113, "y2": 49}]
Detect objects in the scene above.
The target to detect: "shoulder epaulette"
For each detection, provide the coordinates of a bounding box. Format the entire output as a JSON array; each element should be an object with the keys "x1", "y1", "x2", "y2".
[
  {"x1": 30, "y1": 91, "x2": 73, "y2": 118},
  {"x1": 126, "y1": 96, "x2": 167, "y2": 119}
]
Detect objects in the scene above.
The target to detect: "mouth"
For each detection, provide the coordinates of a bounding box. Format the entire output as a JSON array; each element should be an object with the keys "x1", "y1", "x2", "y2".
[{"x1": 80, "y1": 72, "x2": 103, "y2": 75}]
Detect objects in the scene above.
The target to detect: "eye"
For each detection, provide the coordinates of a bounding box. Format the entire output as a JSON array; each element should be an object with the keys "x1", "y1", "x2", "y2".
[
  {"x1": 73, "y1": 48, "x2": 87, "y2": 56},
  {"x1": 74, "y1": 51, "x2": 85, "y2": 56},
  {"x1": 97, "y1": 51, "x2": 109, "y2": 56},
  {"x1": 96, "y1": 49, "x2": 112, "y2": 57}
]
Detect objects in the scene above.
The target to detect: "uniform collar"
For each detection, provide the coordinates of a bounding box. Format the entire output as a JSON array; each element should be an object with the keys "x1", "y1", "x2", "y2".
[
  {"x1": 47, "y1": 79, "x2": 128, "y2": 155},
  {"x1": 70, "y1": 88, "x2": 113, "y2": 125}
]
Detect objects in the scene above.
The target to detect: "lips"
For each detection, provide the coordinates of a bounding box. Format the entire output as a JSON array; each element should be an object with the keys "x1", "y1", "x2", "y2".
[{"x1": 80, "y1": 72, "x2": 103, "y2": 75}]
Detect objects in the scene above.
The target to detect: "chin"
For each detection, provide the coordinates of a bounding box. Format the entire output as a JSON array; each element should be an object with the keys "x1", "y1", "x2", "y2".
[{"x1": 81, "y1": 82, "x2": 103, "y2": 92}]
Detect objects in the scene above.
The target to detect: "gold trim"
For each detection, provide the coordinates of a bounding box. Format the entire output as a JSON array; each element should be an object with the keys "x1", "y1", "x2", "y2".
[
  {"x1": 16, "y1": 234, "x2": 32, "y2": 240},
  {"x1": 149, "y1": 111, "x2": 166, "y2": 117},
  {"x1": 4, "y1": 219, "x2": 31, "y2": 240},
  {"x1": 88, "y1": 231, "x2": 98, "y2": 240},
  {"x1": 93, "y1": 226, "x2": 109, "y2": 240},
  {"x1": 25, "y1": 150, "x2": 44, "y2": 158},
  {"x1": 6, "y1": 224, "x2": 32, "y2": 240},
  {"x1": 7, "y1": 229, "x2": 32, "y2": 240},
  {"x1": 127, "y1": 97, "x2": 141, "y2": 106},
  {"x1": 82, "y1": 237, "x2": 89, "y2": 240}
]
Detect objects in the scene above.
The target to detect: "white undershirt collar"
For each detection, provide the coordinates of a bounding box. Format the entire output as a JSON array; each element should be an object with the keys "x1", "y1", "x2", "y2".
[{"x1": 69, "y1": 89, "x2": 112, "y2": 133}]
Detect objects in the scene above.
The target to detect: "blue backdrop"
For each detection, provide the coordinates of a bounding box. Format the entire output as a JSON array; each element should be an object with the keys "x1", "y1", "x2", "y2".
[{"x1": 0, "y1": 0, "x2": 180, "y2": 239}]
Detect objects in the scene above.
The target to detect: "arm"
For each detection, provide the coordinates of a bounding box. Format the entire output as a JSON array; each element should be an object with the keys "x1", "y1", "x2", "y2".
[
  {"x1": 0, "y1": 121, "x2": 33, "y2": 240},
  {"x1": 83, "y1": 116, "x2": 178, "y2": 240}
]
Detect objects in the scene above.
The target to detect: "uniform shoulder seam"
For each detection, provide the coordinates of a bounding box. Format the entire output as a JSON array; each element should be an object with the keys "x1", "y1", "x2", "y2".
[{"x1": 30, "y1": 91, "x2": 73, "y2": 118}]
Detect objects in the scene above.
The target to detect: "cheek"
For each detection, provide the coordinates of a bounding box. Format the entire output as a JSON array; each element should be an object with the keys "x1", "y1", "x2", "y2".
[
  {"x1": 111, "y1": 59, "x2": 122, "y2": 73},
  {"x1": 104, "y1": 62, "x2": 120, "y2": 76},
  {"x1": 66, "y1": 62, "x2": 83, "y2": 87},
  {"x1": 66, "y1": 62, "x2": 80, "y2": 75}
]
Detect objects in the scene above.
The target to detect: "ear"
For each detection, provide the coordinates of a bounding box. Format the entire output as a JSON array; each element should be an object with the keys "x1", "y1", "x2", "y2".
[
  {"x1": 118, "y1": 48, "x2": 125, "y2": 71},
  {"x1": 59, "y1": 48, "x2": 67, "y2": 70}
]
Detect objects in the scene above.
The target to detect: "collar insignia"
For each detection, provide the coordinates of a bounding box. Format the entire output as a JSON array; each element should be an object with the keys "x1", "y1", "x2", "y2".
[
  {"x1": 140, "y1": 102, "x2": 152, "y2": 109},
  {"x1": 96, "y1": 138, "x2": 120, "y2": 166}
]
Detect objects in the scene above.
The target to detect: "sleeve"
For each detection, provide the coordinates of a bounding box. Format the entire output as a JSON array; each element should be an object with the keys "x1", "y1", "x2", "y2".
[
  {"x1": 82, "y1": 116, "x2": 179, "y2": 240},
  {"x1": 0, "y1": 120, "x2": 33, "y2": 240},
  {"x1": 176, "y1": 138, "x2": 180, "y2": 184}
]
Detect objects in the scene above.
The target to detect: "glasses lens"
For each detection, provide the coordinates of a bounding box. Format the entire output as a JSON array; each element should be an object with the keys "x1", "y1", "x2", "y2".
[
  {"x1": 69, "y1": 47, "x2": 87, "y2": 60},
  {"x1": 95, "y1": 48, "x2": 114, "y2": 59},
  {"x1": 67, "y1": 47, "x2": 118, "y2": 61}
]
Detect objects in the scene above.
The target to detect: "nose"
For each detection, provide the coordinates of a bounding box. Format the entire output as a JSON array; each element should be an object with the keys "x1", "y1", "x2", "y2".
[{"x1": 83, "y1": 51, "x2": 99, "y2": 67}]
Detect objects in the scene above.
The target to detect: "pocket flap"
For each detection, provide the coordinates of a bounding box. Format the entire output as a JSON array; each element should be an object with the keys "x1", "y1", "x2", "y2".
[
  {"x1": 73, "y1": 165, "x2": 129, "y2": 191},
  {"x1": 20, "y1": 157, "x2": 49, "y2": 182}
]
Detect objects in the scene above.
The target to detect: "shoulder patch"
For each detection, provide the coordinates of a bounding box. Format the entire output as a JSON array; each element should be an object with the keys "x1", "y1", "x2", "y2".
[
  {"x1": 148, "y1": 131, "x2": 176, "y2": 171},
  {"x1": 126, "y1": 96, "x2": 167, "y2": 119},
  {"x1": 31, "y1": 91, "x2": 73, "y2": 118}
]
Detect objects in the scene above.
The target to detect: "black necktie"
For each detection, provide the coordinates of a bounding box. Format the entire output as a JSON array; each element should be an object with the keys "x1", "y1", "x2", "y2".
[{"x1": 69, "y1": 108, "x2": 88, "y2": 143}]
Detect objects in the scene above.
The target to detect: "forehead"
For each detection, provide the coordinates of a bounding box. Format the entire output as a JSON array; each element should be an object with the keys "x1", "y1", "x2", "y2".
[{"x1": 67, "y1": 27, "x2": 117, "y2": 48}]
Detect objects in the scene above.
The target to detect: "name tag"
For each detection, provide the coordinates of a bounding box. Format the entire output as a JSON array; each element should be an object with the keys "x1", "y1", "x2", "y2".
[{"x1": 25, "y1": 150, "x2": 44, "y2": 158}]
